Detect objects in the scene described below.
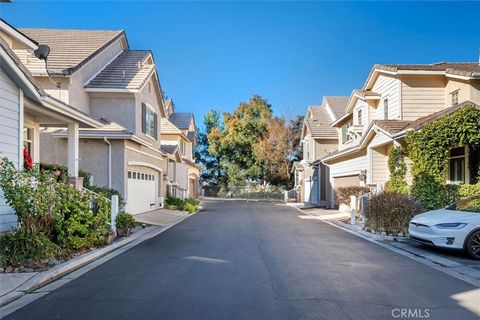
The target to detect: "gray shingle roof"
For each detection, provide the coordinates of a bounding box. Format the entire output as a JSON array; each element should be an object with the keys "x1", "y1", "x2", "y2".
[
  {"x1": 161, "y1": 145, "x2": 178, "y2": 155},
  {"x1": 84, "y1": 51, "x2": 154, "y2": 90},
  {"x1": 18, "y1": 28, "x2": 124, "y2": 74},
  {"x1": 305, "y1": 106, "x2": 338, "y2": 138},
  {"x1": 324, "y1": 96, "x2": 349, "y2": 120},
  {"x1": 168, "y1": 113, "x2": 193, "y2": 129}
]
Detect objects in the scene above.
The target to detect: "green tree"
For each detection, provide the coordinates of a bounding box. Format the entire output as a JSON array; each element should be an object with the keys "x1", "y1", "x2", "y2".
[
  {"x1": 196, "y1": 110, "x2": 226, "y2": 186},
  {"x1": 208, "y1": 95, "x2": 272, "y2": 185}
]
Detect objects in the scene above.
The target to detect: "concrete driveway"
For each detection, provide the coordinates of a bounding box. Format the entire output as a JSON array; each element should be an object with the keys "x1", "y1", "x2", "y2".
[{"x1": 3, "y1": 200, "x2": 479, "y2": 320}]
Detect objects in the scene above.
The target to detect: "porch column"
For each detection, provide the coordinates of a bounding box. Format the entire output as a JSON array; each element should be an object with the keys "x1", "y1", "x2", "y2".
[
  {"x1": 32, "y1": 123, "x2": 40, "y2": 164},
  {"x1": 67, "y1": 122, "x2": 79, "y2": 177}
]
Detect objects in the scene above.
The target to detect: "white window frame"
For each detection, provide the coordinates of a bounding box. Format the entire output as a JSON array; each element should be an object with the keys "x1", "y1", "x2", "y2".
[
  {"x1": 357, "y1": 109, "x2": 363, "y2": 125},
  {"x1": 451, "y1": 90, "x2": 459, "y2": 107},
  {"x1": 447, "y1": 146, "x2": 466, "y2": 184},
  {"x1": 145, "y1": 104, "x2": 156, "y2": 138}
]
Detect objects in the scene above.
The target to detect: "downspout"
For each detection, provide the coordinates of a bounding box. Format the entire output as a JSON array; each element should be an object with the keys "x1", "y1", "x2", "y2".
[{"x1": 104, "y1": 137, "x2": 111, "y2": 189}]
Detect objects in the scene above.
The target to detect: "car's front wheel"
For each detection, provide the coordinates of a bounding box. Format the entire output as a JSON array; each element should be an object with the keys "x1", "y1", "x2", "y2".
[{"x1": 465, "y1": 229, "x2": 480, "y2": 260}]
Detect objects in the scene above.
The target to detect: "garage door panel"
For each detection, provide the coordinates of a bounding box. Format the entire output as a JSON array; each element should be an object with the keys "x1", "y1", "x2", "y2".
[
  {"x1": 127, "y1": 169, "x2": 158, "y2": 214},
  {"x1": 333, "y1": 175, "x2": 360, "y2": 188}
]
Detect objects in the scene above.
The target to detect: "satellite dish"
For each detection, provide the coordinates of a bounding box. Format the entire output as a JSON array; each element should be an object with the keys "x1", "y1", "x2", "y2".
[{"x1": 34, "y1": 44, "x2": 50, "y2": 61}]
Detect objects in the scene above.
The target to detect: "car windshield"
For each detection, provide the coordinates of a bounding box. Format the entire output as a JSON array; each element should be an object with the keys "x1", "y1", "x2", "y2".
[{"x1": 446, "y1": 196, "x2": 480, "y2": 213}]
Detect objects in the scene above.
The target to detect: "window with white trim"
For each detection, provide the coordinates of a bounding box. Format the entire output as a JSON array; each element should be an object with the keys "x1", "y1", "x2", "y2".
[
  {"x1": 451, "y1": 90, "x2": 459, "y2": 107},
  {"x1": 357, "y1": 109, "x2": 363, "y2": 125},
  {"x1": 448, "y1": 146, "x2": 465, "y2": 184},
  {"x1": 341, "y1": 121, "x2": 353, "y2": 144},
  {"x1": 383, "y1": 98, "x2": 389, "y2": 120},
  {"x1": 180, "y1": 139, "x2": 186, "y2": 155}
]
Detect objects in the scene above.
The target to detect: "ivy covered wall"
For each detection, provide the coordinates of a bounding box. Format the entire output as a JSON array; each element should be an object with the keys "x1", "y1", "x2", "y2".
[{"x1": 406, "y1": 105, "x2": 480, "y2": 209}]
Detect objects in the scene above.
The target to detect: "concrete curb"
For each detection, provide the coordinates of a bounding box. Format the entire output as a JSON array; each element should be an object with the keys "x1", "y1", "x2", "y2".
[
  {"x1": 288, "y1": 203, "x2": 480, "y2": 288},
  {"x1": 0, "y1": 207, "x2": 203, "y2": 310}
]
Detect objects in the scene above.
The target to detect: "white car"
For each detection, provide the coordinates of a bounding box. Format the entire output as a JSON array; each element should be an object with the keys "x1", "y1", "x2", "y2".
[{"x1": 409, "y1": 196, "x2": 480, "y2": 260}]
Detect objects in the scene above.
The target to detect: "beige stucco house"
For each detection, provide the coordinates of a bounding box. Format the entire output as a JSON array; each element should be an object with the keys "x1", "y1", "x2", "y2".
[
  {"x1": 5, "y1": 24, "x2": 186, "y2": 215},
  {"x1": 322, "y1": 62, "x2": 480, "y2": 205},
  {"x1": 294, "y1": 96, "x2": 348, "y2": 207},
  {"x1": 160, "y1": 108, "x2": 200, "y2": 199},
  {"x1": 0, "y1": 20, "x2": 102, "y2": 231}
]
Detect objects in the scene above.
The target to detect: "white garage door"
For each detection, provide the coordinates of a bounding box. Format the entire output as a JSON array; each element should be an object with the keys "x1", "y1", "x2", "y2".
[{"x1": 126, "y1": 170, "x2": 157, "y2": 214}]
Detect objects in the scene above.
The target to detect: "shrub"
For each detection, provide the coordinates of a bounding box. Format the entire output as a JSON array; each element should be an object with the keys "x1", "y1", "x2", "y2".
[
  {"x1": 184, "y1": 198, "x2": 199, "y2": 213},
  {"x1": 334, "y1": 186, "x2": 370, "y2": 205},
  {"x1": 365, "y1": 192, "x2": 424, "y2": 234},
  {"x1": 164, "y1": 197, "x2": 199, "y2": 212},
  {"x1": 164, "y1": 196, "x2": 185, "y2": 210},
  {"x1": 39, "y1": 163, "x2": 91, "y2": 186},
  {"x1": 458, "y1": 183, "x2": 480, "y2": 198},
  {"x1": 53, "y1": 184, "x2": 110, "y2": 250},
  {"x1": 115, "y1": 211, "x2": 135, "y2": 229},
  {"x1": 0, "y1": 226, "x2": 61, "y2": 267},
  {"x1": 412, "y1": 175, "x2": 480, "y2": 210},
  {"x1": 0, "y1": 158, "x2": 111, "y2": 265},
  {"x1": 87, "y1": 185, "x2": 124, "y2": 205}
]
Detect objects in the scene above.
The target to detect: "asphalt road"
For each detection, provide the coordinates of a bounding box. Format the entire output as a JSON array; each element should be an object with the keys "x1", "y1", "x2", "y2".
[{"x1": 4, "y1": 200, "x2": 479, "y2": 320}]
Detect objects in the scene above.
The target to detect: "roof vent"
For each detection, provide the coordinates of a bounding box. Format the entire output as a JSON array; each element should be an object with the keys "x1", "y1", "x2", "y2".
[
  {"x1": 432, "y1": 61, "x2": 447, "y2": 66},
  {"x1": 137, "y1": 61, "x2": 141, "y2": 69},
  {"x1": 122, "y1": 70, "x2": 126, "y2": 78}
]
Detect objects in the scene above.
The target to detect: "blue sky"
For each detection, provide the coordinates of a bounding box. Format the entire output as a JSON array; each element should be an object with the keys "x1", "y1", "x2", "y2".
[{"x1": 1, "y1": 1, "x2": 479, "y2": 126}]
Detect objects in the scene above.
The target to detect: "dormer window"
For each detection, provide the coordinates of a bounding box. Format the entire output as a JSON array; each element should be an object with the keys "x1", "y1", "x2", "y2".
[
  {"x1": 451, "y1": 90, "x2": 459, "y2": 107},
  {"x1": 357, "y1": 109, "x2": 363, "y2": 125}
]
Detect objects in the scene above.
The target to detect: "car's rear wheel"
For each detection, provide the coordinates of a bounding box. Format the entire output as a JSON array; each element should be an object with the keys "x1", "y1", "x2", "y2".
[{"x1": 466, "y1": 230, "x2": 480, "y2": 260}]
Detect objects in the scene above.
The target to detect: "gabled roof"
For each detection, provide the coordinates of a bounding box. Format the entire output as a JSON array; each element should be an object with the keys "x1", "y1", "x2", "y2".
[
  {"x1": 324, "y1": 96, "x2": 349, "y2": 120},
  {"x1": 18, "y1": 28, "x2": 124, "y2": 74},
  {"x1": 160, "y1": 118, "x2": 183, "y2": 134},
  {"x1": 0, "y1": 19, "x2": 38, "y2": 49},
  {"x1": 375, "y1": 62, "x2": 480, "y2": 78},
  {"x1": 85, "y1": 50, "x2": 154, "y2": 91},
  {"x1": 370, "y1": 120, "x2": 411, "y2": 135},
  {"x1": 168, "y1": 113, "x2": 194, "y2": 130},
  {"x1": 0, "y1": 35, "x2": 101, "y2": 128},
  {"x1": 353, "y1": 90, "x2": 380, "y2": 99},
  {"x1": 0, "y1": 35, "x2": 44, "y2": 98},
  {"x1": 304, "y1": 106, "x2": 338, "y2": 138},
  {"x1": 323, "y1": 101, "x2": 480, "y2": 162}
]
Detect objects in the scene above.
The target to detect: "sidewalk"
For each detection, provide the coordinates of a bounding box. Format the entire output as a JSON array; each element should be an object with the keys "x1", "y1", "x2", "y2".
[
  {"x1": 0, "y1": 207, "x2": 198, "y2": 309},
  {"x1": 134, "y1": 208, "x2": 190, "y2": 226}
]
